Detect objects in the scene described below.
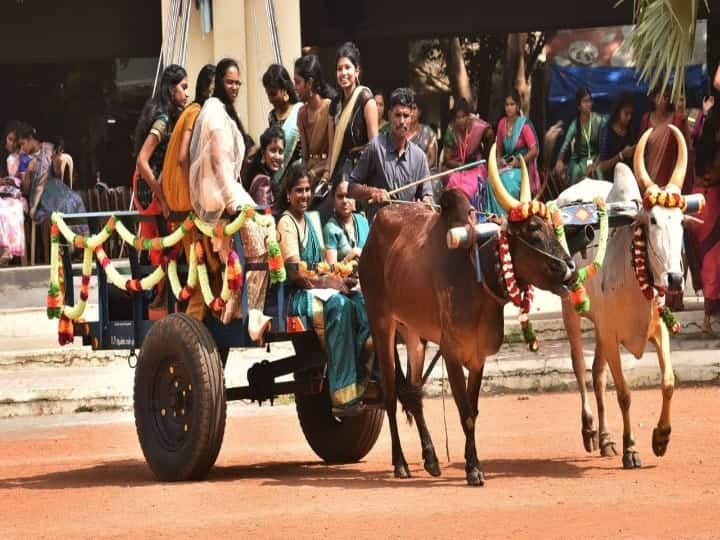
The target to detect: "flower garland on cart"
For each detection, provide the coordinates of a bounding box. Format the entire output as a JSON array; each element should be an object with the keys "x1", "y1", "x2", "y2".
[{"x1": 47, "y1": 206, "x2": 286, "y2": 344}]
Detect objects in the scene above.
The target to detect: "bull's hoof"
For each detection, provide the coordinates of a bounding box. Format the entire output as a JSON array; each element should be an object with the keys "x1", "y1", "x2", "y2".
[
  {"x1": 582, "y1": 427, "x2": 598, "y2": 453},
  {"x1": 393, "y1": 463, "x2": 411, "y2": 479},
  {"x1": 466, "y1": 467, "x2": 485, "y2": 486},
  {"x1": 652, "y1": 426, "x2": 672, "y2": 457},
  {"x1": 424, "y1": 457, "x2": 441, "y2": 477},
  {"x1": 622, "y1": 450, "x2": 642, "y2": 469},
  {"x1": 599, "y1": 431, "x2": 619, "y2": 457}
]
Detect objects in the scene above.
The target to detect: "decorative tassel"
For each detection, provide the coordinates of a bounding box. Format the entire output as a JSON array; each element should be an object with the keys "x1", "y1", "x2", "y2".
[{"x1": 58, "y1": 314, "x2": 74, "y2": 345}]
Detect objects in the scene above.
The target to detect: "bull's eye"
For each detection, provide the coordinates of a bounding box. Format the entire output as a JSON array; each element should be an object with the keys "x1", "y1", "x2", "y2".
[{"x1": 650, "y1": 217, "x2": 657, "y2": 225}]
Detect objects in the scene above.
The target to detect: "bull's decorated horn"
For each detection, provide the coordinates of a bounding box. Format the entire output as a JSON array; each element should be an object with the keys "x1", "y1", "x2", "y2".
[
  {"x1": 633, "y1": 128, "x2": 655, "y2": 192},
  {"x1": 487, "y1": 143, "x2": 520, "y2": 211},
  {"x1": 633, "y1": 125, "x2": 688, "y2": 193},
  {"x1": 668, "y1": 124, "x2": 688, "y2": 190},
  {"x1": 518, "y1": 154, "x2": 531, "y2": 203}
]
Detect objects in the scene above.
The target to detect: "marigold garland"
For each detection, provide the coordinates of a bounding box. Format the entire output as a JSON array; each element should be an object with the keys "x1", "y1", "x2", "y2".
[
  {"x1": 548, "y1": 198, "x2": 609, "y2": 313},
  {"x1": 508, "y1": 200, "x2": 549, "y2": 223},
  {"x1": 48, "y1": 207, "x2": 286, "y2": 342},
  {"x1": 642, "y1": 188, "x2": 687, "y2": 212}
]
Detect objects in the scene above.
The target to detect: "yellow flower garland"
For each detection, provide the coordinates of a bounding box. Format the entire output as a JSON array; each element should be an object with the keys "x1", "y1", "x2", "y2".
[{"x1": 48, "y1": 207, "x2": 285, "y2": 327}]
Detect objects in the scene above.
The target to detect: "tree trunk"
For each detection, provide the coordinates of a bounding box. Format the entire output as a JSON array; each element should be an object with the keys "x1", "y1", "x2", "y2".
[{"x1": 444, "y1": 37, "x2": 473, "y2": 107}]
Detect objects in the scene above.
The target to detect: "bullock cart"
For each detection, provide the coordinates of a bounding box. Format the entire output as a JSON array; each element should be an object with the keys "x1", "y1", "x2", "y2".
[{"x1": 46, "y1": 209, "x2": 384, "y2": 482}]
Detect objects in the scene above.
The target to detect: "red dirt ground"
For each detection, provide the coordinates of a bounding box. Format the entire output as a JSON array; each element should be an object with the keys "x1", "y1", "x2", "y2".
[{"x1": 0, "y1": 387, "x2": 718, "y2": 539}]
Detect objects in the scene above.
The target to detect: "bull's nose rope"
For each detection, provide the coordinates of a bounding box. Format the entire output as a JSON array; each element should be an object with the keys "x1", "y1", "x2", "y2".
[
  {"x1": 632, "y1": 225, "x2": 681, "y2": 334},
  {"x1": 548, "y1": 198, "x2": 609, "y2": 313},
  {"x1": 498, "y1": 232, "x2": 538, "y2": 352}
]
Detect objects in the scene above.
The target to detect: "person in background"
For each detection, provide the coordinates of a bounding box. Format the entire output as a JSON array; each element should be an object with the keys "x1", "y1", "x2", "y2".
[
  {"x1": 294, "y1": 54, "x2": 334, "y2": 191},
  {"x1": 442, "y1": 97, "x2": 491, "y2": 205},
  {"x1": 375, "y1": 90, "x2": 388, "y2": 133},
  {"x1": 242, "y1": 125, "x2": 285, "y2": 207},
  {"x1": 408, "y1": 101, "x2": 438, "y2": 170},
  {"x1": 263, "y1": 64, "x2": 303, "y2": 196},
  {"x1": 0, "y1": 122, "x2": 27, "y2": 265},
  {"x1": 689, "y1": 99, "x2": 720, "y2": 333},
  {"x1": 18, "y1": 124, "x2": 87, "y2": 263},
  {"x1": 598, "y1": 93, "x2": 637, "y2": 181},
  {"x1": 323, "y1": 177, "x2": 369, "y2": 264},
  {"x1": 555, "y1": 86, "x2": 605, "y2": 185}
]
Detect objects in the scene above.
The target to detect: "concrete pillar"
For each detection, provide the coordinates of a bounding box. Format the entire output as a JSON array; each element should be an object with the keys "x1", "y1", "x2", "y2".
[{"x1": 160, "y1": 0, "x2": 301, "y2": 142}]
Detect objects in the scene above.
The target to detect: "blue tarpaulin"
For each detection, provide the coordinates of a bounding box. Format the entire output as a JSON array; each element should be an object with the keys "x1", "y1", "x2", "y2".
[{"x1": 548, "y1": 64, "x2": 708, "y2": 130}]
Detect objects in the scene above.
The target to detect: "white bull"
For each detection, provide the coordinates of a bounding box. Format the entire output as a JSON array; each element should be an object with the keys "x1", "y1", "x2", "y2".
[{"x1": 555, "y1": 125, "x2": 697, "y2": 468}]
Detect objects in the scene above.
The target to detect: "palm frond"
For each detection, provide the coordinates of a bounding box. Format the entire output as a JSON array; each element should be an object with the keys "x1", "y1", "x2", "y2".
[{"x1": 618, "y1": 0, "x2": 707, "y2": 102}]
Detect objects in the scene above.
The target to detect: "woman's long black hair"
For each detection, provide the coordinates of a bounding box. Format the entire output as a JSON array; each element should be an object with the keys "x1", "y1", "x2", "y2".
[
  {"x1": 262, "y1": 64, "x2": 299, "y2": 104},
  {"x1": 133, "y1": 64, "x2": 187, "y2": 155},
  {"x1": 294, "y1": 55, "x2": 335, "y2": 100},
  {"x1": 194, "y1": 64, "x2": 216, "y2": 106},
  {"x1": 696, "y1": 106, "x2": 719, "y2": 176},
  {"x1": 214, "y1": 58, "x2": 253, "y2": 149}
]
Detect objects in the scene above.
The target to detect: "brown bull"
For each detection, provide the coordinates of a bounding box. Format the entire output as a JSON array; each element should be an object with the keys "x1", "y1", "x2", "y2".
[{"x1": 359, "y1": 146, "x2": 578, "y2": 485}]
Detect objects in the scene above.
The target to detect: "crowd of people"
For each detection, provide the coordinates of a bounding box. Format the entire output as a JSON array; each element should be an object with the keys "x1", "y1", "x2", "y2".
[{"x1": 2, "y1": 39, "x2": 719, "y2": 403}]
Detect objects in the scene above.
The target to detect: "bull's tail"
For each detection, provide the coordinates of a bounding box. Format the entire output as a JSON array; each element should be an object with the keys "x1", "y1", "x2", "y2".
[{"x1": 395, "y1": 348, "x2": 423, "y2": 425}]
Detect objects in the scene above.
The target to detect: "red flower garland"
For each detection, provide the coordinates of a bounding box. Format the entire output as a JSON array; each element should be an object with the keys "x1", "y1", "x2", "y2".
[
  {"x1": 632, "y1": 225, "x2": 681, "y2": 334},
  {"x1": 498, "y1": 232, "x2": 539, "y2": 351}
]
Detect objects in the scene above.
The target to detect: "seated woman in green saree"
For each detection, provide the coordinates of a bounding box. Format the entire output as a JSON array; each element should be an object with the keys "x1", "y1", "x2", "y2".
[{"x1": 277, "y1": 164, "x2": 373, "y2": 411}]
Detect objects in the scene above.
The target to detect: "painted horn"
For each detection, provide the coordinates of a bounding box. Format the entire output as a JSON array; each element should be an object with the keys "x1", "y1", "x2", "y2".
[
  {"x1": 668, "y1": 124, "x2": 688, "y2": 190},
  {"x1": 633, "y1": 128, "x2": 655, "y2": 193},
  {"x1": 487, "y1": 143, "x2": 520, "y2": 211},
  {"x1": 518, "y1": 154, "x2": 531, "y2": 203}
]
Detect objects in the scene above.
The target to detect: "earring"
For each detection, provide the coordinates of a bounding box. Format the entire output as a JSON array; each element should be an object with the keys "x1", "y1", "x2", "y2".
[{"x1": 283, "y1": 93, "x2": 290, "y2": 103}]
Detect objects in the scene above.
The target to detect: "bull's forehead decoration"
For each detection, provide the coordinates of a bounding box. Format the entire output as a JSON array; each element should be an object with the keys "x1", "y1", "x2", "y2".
[{"x1": 508, "y1": 200, "x2": 549, "y2": 223}]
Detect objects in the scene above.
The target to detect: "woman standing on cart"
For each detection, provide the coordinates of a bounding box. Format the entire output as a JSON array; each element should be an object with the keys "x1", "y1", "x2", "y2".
[{"x1": 278, "y1": 163, "x2": 372, "y2": 413}]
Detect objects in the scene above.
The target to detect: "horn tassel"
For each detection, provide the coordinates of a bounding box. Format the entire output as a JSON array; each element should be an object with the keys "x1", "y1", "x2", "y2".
[
  {"x1": 487, "y1": 143, "x2": 520, "y2": 212},
  {"x1": 668, "y1": 124, "x2": 688, "y2": 190},
  {"x1": 633, "y1": 128, "x2": 655, "y2": 193}
]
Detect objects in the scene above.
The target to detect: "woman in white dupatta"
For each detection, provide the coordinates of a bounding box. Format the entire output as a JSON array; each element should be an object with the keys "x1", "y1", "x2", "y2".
[{"x1": 188, "y1": 58, "x2": 256, "y2": 324}]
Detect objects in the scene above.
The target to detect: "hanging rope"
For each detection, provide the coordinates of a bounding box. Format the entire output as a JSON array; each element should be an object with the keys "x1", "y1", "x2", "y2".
[{"x1": 265, "y1": 0, "x2": 283, "y2": 65}]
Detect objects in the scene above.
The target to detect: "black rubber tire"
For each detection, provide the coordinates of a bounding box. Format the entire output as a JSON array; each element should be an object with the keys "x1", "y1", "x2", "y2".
[
  {"x1": 134, "y1": 313, "x2": 226, "y2": 481},
  {"x1": 295, "y1": 386, "x2": 384, "y2": 463}
]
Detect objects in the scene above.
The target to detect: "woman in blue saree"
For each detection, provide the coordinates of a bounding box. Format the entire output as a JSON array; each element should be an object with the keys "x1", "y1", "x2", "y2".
[
  {"x1": 277, "y1": 164, "x2": 372, "y2": 411},
  {"x1": 484, "y1": 90, "x2": 540, "y2": 215},
  {"x1": 263, "y1": 64, "x2": 303, "y2": 199},
  {"x1": 323, "y1": 178, "x2": 369, "y2": 264}
]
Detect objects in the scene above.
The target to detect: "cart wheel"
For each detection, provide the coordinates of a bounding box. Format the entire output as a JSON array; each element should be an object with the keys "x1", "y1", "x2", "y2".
[
  {"x1": 295, "y1": 385, "x2": 384, "y2": 463},
  {"x1": 134, "y1": 313, "x2": 226, "y2": 481}
]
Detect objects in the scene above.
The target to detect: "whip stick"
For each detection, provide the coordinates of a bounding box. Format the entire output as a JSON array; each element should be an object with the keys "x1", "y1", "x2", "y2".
[{"x1": 386, "y1": 159, "x2": 486, "y2": 196}]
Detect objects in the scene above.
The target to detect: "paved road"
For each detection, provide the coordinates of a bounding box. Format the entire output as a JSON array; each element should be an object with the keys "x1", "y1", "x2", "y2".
[{"x1": 1, "y1": 387, "x2": 718, "y2": 539}]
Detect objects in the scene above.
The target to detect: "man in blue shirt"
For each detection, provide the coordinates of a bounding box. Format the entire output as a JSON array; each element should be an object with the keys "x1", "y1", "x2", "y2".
[{"x1": 347, "y1": 87, "x2": 433, "y2": 219}]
